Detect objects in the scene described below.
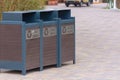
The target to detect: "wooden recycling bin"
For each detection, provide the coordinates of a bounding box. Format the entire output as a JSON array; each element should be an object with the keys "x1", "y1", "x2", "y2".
[
  {"x1": 36, "y1": 10, "x2": 58, "y2": 70},
  {"x1": 0, "y1": 11, "x2": 42, "y2": 75},
  {"x1": 55, "y1": 9, "x2": 76, "y2": 67}
]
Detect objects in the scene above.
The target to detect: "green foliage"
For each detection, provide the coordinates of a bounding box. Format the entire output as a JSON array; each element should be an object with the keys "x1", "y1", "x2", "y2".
[
  {"x1": 0, "y1": 0, "x2": 46, "y2": 20},
  {"x1": 18, "y1": 0, "x2": 45, "y2": 11}
]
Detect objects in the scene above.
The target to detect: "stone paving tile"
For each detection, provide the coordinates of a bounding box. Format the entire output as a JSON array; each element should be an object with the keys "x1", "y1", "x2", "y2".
[{"x1": 1, "y1": 3, "x2": 120, "y2": 80}]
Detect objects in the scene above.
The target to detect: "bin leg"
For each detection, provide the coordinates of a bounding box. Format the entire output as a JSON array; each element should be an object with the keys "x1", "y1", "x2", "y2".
[
  {"x1": 22, "y1": 69, "x2": 26, "y2": 75},
  {"x1": 0, "y1": 69, "x2": 2, "y2": 73},
  {"x1": 73, "y1": 59, "x2": 76, "y2": 64},
  {"x1": 40, "y1": 66, "x2": 43, "y2": 71},
  {"x1": 57, "y1": 63, "x2": 61, "y2": 67},
  {"x1": 56, "y1": 64, "x2": 59, "y2": 67},
  {"x1": 57, "y1": 58, "x2": 62, "y2": 67}
]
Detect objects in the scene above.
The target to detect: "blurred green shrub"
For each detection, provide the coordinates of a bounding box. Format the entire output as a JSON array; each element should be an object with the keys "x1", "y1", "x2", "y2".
[{"x1": 0, "y1": 0, "x2": 45, "y2": 20}]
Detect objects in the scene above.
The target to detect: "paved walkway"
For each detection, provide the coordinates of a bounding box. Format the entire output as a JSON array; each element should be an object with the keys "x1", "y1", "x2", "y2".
[{"x1": 1, "y1": 3, "x2": 120, "y2": 80}]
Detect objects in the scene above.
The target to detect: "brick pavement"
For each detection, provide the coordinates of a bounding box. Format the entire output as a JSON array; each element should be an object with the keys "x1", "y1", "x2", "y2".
[{"x1": 1, "y1": 3, "x2": 120, "y2": 80}]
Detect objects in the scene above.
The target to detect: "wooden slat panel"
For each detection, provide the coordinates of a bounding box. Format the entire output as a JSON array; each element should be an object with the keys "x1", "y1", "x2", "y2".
[
  {"x1": 0, "y1": 24, "x2": 22, "y2": 61},
  {"x1": 0, "y1": 25, "x2": 1, "y2": 60},
  {"x1": 61, "y1": 23, "x2": 75, "y2": 63},
  {"x1": 62, "y1": 34, "x2": 75, "y2": 62},
  {"x1": 43, "y1": 26, "x2": 57, "y2": 66},
  {"x1": 26, "y1": 27, "x2": 40, "y2": 70}
]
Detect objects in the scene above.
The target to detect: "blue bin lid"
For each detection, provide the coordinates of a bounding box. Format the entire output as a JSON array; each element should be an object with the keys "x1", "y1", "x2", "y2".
[
  {"x1": 55, "y1": 9, "x2": 71, "y2": 19},
  {"x1": 2, "y1": 11, "x2": 36, "y2": 23},
  {"x1": 36, "y1": 9, "x2": 57, "y2": 21}
]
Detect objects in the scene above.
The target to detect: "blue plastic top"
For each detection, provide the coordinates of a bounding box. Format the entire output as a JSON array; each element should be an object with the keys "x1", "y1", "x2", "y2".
[
  {"x1": 55, "y1": 9, "x2": 71, "y2": 20},
  {"x1": 2, "y1": 9, "x2": 72, "y2": 22},
  {"x1": 2, "y1": 11, "x2": 37, "y2": 23},
  {"x1": 36, "y1": 10, "x2": 57, "y2": 21}
]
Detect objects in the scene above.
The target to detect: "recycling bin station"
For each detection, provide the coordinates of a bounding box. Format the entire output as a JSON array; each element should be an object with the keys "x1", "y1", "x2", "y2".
[
  {"x1": 0, "y1": 9, "x2": 76, "y2": 75},
  {"x1": 0, "y1": 11, "x2": 42, "y2": 75},
  {"x1": 36, "y1": 10, "x2": 59, "y2": 70},
  {"x1": 55, "y1": 9, "x2": 76, "y2": 67}
]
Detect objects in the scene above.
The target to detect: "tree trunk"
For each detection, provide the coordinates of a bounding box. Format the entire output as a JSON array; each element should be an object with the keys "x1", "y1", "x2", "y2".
[{"x1": 116, "y1": 0, "x2": 120, "y2": 9}]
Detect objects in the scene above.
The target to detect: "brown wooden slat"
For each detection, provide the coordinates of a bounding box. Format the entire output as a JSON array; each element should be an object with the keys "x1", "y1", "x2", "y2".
[
  {"x1": 0, "y1": 24, "x2": 22, "y2": 61},
  {"x1": 43, "y1": 26, "x2": 57, "y2": 66},
  {"x1": 61, "y1": 25, "x2": 75, "y2": 63},
  {"x1": 26, "y1": 27, "x2": 40, "y2": 70}
]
